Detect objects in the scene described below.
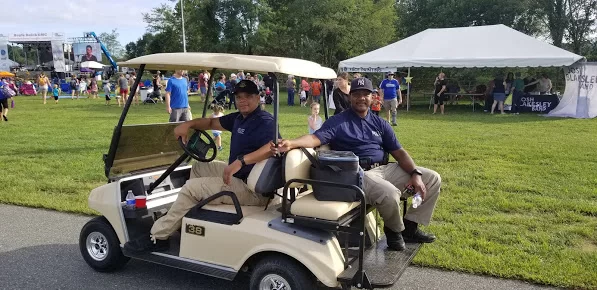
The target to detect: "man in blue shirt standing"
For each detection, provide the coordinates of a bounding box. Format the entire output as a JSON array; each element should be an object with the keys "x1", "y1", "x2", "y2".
[
  {"x1": 272, "y1": 77, "x2": 441, "y2": 251},
  {"x1": 166, "y1": 70, "x2": 192, "y2": 122},
  {"x1": 125, "y1": 80, "x2": 278, "y2": 253},
  {"x1": 379, "y1": 72, "x2": 402, "y2": 126}
]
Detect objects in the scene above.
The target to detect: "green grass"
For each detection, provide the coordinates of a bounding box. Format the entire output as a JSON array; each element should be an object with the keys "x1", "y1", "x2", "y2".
[{"x1": 1, "y1": 93, "x2": 597, "y2": 289}]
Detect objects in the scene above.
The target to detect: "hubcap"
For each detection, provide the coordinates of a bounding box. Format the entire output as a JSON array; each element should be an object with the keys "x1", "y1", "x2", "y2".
[
  {"x1": 86, "y1": 231, "x2": 109, "y2": 261},
  {"x1": 259, "y1": 274, "x2": 290, "y2": 290}
]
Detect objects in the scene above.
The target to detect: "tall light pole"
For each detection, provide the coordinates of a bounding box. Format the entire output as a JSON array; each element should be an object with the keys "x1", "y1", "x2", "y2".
[{"x1": 181, "y1": 0, "x2": 187, "y2": 52}]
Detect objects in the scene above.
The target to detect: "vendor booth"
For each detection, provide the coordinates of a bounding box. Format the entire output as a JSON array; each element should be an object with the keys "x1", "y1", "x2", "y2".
[{"x1": 338, "y1": 24, "x2": 586, "y2": 115}]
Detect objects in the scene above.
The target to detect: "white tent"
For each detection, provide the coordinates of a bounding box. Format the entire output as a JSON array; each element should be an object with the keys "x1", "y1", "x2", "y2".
[
  {"x1": 80, "y1": 61, "x2": 106, "y2": 69},
  {"x1": 338, "y1": 24, "x2": 585, "y2": 70},
  {"x1": 547, "y1": 62, "x2": 597, "y2": 118}
]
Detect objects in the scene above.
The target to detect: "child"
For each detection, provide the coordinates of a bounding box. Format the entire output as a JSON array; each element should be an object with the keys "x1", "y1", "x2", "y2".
[
  {"x1": 260, "y1": 91, "x2": 266, "y2": 110},
  {"x1": 79, "y1": 78, "x2": 87, "y2": 97},
  {"x1": 299, "y1": 89, "x2": 307, "y2": 107},
  {"x1": 103, "y1": 80, "x2": 113, "y2": 106},
  {"x1": 52, "y1": 84, "x2": 60, "y2": 104},
  {"x1": 264, "y1": 86, "x2": 272, "y2": 105},
  {"x1": 211, "y1": 105, "x2": 225, "y2": 151},
  {"x1": 371, "y1": 89, "x2": 382, "y2": 116},
  {"x1": 308, "y1": 102, "x2": 323, "y2": 134}
]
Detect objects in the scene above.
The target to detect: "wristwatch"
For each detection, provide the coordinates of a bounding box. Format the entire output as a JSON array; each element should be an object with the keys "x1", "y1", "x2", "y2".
[
  {"x1": 410, "y1": 169, "x2": 423, "y2": 176},
  {"x1": 237, "y1": 155, "x2": 246, "y2": 167}
]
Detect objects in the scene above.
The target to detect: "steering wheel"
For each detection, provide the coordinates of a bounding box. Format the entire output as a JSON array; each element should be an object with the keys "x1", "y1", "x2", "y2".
[{"x1": 178, "y1": 130, "x2": 217, "y2": 162}]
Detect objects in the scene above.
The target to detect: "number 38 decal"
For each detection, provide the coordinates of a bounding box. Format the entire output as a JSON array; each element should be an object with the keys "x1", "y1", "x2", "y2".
[{"x1": 185, "y1": 224, "x2": 205, "y2": 236}]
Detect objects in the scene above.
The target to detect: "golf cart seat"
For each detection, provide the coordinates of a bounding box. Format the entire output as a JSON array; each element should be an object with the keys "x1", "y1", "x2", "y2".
[
  {"x1": 184, "y1": 157, "x2": 285, "y2": 224},
  {"x1": 281, "y1": 148, "x2": 370, "y2": 231}
]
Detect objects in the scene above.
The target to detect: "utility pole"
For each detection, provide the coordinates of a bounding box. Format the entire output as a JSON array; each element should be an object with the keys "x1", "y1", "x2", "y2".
[{"x1": 181, "y1": 0, "x2": 187, "y2": 52}]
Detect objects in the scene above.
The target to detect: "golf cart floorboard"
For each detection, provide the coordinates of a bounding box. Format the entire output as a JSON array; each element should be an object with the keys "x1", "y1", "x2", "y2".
[
  {"x1": 338, "y1": 236, "x2": 421, "y2": 288},
  {"x1": 122, "y1": 232, "x2": 237, "y2": 281}
]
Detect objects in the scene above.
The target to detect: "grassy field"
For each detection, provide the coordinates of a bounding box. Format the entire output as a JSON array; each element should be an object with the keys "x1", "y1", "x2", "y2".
[{"x1": 1, "y1": 93, "x2": 596, "y2": 289}]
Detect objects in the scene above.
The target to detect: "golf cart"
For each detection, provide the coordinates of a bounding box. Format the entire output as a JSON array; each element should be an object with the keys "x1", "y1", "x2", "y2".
[{"x1": 79, "y1": 52, "x2": 422, "y2": 290}]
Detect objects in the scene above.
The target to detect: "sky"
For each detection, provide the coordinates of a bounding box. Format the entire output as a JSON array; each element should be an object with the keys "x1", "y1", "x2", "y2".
[{"x1": 0, "y1": 0, "x2": 173, "y2": 45}]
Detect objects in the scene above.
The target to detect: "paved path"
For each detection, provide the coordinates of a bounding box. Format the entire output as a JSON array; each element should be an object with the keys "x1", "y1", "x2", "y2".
[{"x1": 0, "y1": 204, "x2": 557, "y2": 290}]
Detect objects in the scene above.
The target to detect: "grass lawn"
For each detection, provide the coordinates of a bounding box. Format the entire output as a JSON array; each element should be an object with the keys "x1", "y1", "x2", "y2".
[{"x1": 1, "y1": 93, "x2": 596, "y2": 289}]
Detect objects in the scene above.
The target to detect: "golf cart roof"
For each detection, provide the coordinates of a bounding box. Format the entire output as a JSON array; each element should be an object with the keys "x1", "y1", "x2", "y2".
[
  {"x1": 117, "y1": 52, "x2": 338, "y2": 79},
  {"x1": 105, "y1": 52, "x2": 337, "y2": 180}
]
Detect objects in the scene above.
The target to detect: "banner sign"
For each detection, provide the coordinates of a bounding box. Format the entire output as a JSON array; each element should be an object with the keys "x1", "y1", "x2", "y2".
[
  {"x1": 517, "y1": 94, "x2": 559, "y2": 113},
  {"x1": 338, "y1": 66, "x2": 398, "y2": 73},
  {"x1": 0, "y1": 35, "x2": 9, "y2": 72},
  {"x1": 547, "y1": 62, "x2": 597, "y2": 119},
  {"x1": 51, "y1": 40, "x2": 66, "y2": 72},
  {"x1": 8, "y1": 32, "x2": 65, "y2": 42}
]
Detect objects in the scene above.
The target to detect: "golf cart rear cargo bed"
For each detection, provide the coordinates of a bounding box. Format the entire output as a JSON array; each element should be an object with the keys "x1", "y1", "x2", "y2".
[{"x1": 338, "y1": 236, "x2": 421, "y2": 288}]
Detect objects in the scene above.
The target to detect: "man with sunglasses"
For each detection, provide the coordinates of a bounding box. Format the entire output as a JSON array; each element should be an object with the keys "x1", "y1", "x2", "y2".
[{"x1": 272, "y1": 77, "x2": 441, "y2": 251}]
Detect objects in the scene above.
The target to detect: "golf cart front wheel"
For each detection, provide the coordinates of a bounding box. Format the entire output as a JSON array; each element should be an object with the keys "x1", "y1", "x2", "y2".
[
  {"x1": 249, "y1": 255, "x2": 317, "y2": 290},
  {"x1": 79, "y1": 216, "x2": 130, "y2": 272}
]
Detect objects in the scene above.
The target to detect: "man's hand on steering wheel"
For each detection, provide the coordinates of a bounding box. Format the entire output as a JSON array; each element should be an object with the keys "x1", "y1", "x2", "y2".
[{"x1": 174, "y1": 122, "x2": 191, "y2": 144}]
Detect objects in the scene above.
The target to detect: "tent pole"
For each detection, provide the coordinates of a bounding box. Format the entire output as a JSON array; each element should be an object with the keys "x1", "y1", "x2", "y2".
[{"x1": 407, "y1": 67, "x2": 411, "y2": 112}]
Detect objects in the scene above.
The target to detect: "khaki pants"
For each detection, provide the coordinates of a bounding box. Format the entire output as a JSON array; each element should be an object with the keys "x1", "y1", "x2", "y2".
[
  {"x1": 151, "y1": 161, "x2": 269, "y2": 240},
  {"x1": 363, "y1": 163, "x2": 441, "y2": 232}
]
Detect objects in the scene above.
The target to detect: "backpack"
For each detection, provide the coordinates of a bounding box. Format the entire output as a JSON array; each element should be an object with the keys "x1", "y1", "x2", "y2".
[{"x1": 1, "y1": 85, "x2": 15, "y2": 98}]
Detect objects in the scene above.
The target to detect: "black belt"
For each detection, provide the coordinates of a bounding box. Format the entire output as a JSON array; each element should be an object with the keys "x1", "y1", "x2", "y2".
[{"x1": 359, "y1": 158, "x2": 384, "y2": 171}]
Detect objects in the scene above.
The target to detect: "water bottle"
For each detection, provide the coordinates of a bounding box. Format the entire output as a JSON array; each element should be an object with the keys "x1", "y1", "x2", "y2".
[
  {"x1": 125, "y1": 190, "x2": 135, "y2": 209},
  {"x1": 412, "y1": 193, "x2": 423, "y2": 209}
]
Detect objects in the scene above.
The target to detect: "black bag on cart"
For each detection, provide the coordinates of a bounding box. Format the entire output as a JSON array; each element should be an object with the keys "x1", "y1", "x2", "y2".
[{"x1": 300, "y1": 149, "x2": 364, "y2": 202}]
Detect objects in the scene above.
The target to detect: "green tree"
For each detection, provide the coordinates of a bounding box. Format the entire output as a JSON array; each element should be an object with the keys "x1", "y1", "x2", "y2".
[
  {"x1": 535, "y1": 0, "x2": 568, "y2": 47},
  {"x1": 125, "y1": 33, "x2": 157, "y2": 59},
  {"x1": 396, "y1": 0, "x2": 543, "y2": 38},
  {"x1": 98, "y1": 29, "x2": 125, "y2": 59},
  {"x1": 565, "y1": 0, "x2": 597, "y2": 54}
]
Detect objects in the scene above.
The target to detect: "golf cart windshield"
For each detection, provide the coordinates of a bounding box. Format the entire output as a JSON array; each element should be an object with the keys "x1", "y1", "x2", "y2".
[
  {"x1": 104, "y1": 52, "x2": 337, "y2": 180},
  {"x1": 107, "y1": 123, "x2": 188, "y2": 178}
]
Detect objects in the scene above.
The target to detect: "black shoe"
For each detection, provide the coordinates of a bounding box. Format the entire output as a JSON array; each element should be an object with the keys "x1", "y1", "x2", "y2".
[
  {"x1": 402, "y1": 228, "x2": 436, "y2": 243},
  {"x1": 3, "y1": 116, "x2": 7, "y2": 121},
  {"x1": 391, "y1": 123, "x2": 397, "y2": 126},
  {"x1": 384, "y1": 226, "x2": 406, "y2": 251},
  {"x1": 402, "y1": 219, "x2": 436, "y2": 243},
  {"x1": 124, "y1": 235, "x2": 169, "y2": 254}
]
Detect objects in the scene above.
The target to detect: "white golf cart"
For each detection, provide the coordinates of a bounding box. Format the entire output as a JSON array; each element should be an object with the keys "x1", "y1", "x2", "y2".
[{"x1": 79, "y1": 52, "x2": 422, "y2": 290}]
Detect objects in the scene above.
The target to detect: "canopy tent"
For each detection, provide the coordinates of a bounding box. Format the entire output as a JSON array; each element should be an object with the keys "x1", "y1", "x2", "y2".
[
  {"x1": 338, "y1": 24, "x2": 585, "y2": 70},
  {"x1": 338, "y1": 24, "x2": 586, "y2": 112}
]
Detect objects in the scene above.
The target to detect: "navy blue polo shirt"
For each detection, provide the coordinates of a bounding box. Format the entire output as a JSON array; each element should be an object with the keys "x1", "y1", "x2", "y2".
[
  {"x1": 219, "y1": 107, "x2": 276, "y2": 180},
  {"x1": 313, "y1": 109, "x2": 401, "y2": 164}
]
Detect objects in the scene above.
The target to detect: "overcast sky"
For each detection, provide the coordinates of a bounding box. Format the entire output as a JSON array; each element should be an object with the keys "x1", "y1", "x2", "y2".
[{"x1": 0, "y1": 0, "x2": 171, "y2": 45}]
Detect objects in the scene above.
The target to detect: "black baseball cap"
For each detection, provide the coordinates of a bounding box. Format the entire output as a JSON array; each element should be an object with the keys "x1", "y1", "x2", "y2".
[
  {"x1": 350, "y1": 77, "x2": 374, "y2": 94},
  {"x1": 234, "y1": 80, "x2": 259, "y2": 95}
]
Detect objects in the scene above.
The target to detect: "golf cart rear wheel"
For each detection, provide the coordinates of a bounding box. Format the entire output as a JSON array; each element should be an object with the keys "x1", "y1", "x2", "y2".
[
  {"x1": 79, "y1": 216, "x2": 130, "y2": 272},
  {"x1": 249, "y1": 255, "x2": 317, "y2": 290}
]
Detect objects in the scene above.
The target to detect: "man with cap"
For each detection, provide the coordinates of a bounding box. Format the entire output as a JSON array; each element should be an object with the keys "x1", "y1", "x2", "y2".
[
  {"x1": 272, "y1": 77, "x2": 442, "y2": 251},
  {"x1": 379, "y1": 72, "x2": 402, "y2": 126},
  {"x1": 125, "y1": 80, "x2": 279, "y2": 253}
]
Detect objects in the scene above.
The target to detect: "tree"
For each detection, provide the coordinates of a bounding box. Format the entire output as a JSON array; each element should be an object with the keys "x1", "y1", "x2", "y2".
[
  {"x1": 565, "y1": 0, "x2": 597, "y2": 54},
  {"x1": 535, "y1": 0, "x2": 568, "y2": 47},
  {"x1": 125, "y1": 33, "x2": 157, "y2": 59},
  {"x1": 396, "y1": 0, "x2": 543, "y2": 38},
  {"x1": 98, "y1": 29, "x2": 125, "y2": 59}
]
